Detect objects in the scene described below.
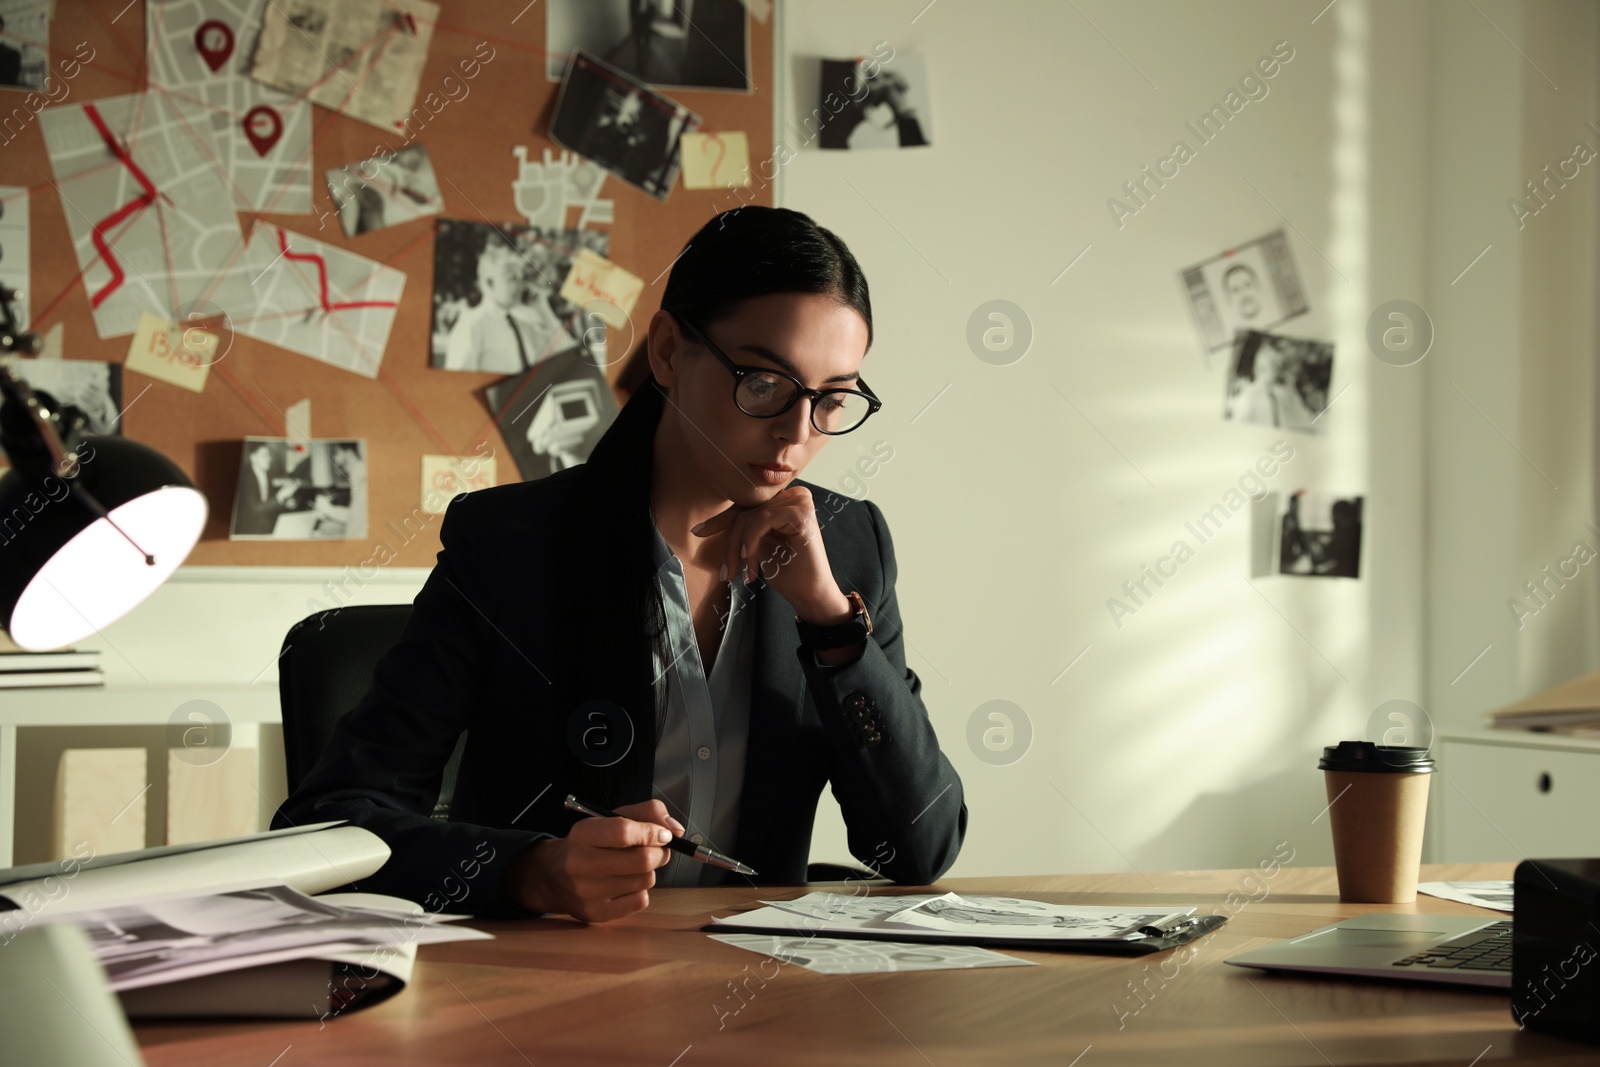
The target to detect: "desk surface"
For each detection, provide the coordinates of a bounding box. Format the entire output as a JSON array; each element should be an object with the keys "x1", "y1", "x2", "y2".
[{"x1": 134, "y1": 862, "x2": 1598, "y2": 1066}]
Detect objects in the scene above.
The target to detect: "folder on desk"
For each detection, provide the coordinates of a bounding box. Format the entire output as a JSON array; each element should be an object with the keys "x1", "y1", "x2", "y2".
[{"x1": 703, "y1": 891, "x2": 1228, "y2": 956}]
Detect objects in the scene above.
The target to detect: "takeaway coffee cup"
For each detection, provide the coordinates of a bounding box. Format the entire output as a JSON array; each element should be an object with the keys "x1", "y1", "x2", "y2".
[{"x1": 1318, "y1": 740, "x2": 1436, "y2": 903}]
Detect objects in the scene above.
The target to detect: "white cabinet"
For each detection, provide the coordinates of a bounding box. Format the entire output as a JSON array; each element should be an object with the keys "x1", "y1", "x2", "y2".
[{"x1": 1433, "y1": 730, "x2": 1600, "y2": 862}]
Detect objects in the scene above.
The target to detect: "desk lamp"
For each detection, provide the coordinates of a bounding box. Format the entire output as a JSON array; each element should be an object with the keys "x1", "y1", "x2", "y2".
[{"x1": 0, "y1": 286, "x2": 207, "y2": 650}]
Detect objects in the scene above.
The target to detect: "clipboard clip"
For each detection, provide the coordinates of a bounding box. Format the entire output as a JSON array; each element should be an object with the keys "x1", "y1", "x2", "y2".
[{"x1": 1128, "y1": 915, "x2": 1207, "y2": 939}]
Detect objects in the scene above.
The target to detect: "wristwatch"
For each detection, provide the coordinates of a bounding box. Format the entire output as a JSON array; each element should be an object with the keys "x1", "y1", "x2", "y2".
[{"x1": 795, "y1": 590, "x2": 873, "y2": 651}]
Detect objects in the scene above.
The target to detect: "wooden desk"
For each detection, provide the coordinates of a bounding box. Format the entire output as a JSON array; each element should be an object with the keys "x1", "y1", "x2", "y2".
[{"x1": 133, "y1": 862, "x2": 1599, "y2": 1066}]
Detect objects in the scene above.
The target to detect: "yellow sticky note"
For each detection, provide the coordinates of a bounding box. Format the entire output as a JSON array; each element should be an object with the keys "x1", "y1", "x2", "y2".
[
  {"x1": 680, "y1": 132, "x2": 751, "y2": 190},
  {"x1": 559, "y1": 248, "x2": 644, "y2": 330},
  {"x1": 124, "y1": 312, "x2": 216, "y2": 392},
  {"x1": 421, "y1": 454, "x2": 496, "y2": 514}
]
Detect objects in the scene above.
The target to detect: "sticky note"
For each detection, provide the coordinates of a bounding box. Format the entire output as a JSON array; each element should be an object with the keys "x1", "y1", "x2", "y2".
[
  {"x1": 680, "y1": 132, "x2": 751, "y2": 190},
  {"x1": 421, "y1": 454, "x2": 496, "y2": 513},
  {"x1": 124, "y1": 312, "x2": 216, "y2": 392},
  {"x1": 559, "y1": 248, "x2": 644, "y2": 330}
]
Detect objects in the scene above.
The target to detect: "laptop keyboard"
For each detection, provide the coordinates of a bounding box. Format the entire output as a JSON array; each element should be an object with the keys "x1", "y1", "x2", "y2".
[{"x1": 1389, "y1": 920, "x2": 1514, "y2": 972}]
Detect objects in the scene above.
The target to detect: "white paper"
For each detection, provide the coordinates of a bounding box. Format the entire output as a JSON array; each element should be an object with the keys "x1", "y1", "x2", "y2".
[
  {"x1": 235, "y1": 221, "x2": 404, "y2": 377},
  {"x1": 38, "y1": 92, "x2": 258, "y2": 339},
  {"x1": 28, "y1": 883, "x2": 490, "y2": 992},
  {"x1": 0, "y1": 186, "x2": 29, "y2": 328},
  {"x1": 710, "y1": 932, "x2": 1035, "y2": 974},
  {"x1": 736, "y1": 891, "x2": 1194, "y2": 942},
  {"x1": 145, "y1": 0, "x2": 314, "y2": 213},
  {"x1": 1417, "y1": 881, "x2": 1514, "y2": 912}
]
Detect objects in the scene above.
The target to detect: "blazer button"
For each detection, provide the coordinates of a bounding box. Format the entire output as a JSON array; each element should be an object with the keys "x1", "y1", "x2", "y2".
[
  {"x1": 849, "y1": 707, "x2": 869, "y2": 723},
  {"x1": 845, "y1": 694, "x2": 868, "y2": 711},
  {"x1": 863, "y1": 730, "x2": 883, "y2": 746}
]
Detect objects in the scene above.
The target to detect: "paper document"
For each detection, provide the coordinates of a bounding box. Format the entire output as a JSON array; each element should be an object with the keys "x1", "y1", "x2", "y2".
[
  {"x1": 710, "y1": 932, "x2": 1035, "y2": 974},
  {"x1": 1418, "y1": 881, "x2": 1514, "y2": 912}
]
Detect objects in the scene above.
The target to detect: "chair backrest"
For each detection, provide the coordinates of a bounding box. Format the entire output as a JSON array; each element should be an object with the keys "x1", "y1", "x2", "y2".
[{"x1": 278, "y1": 604, "x2": 467, "y2": 818}]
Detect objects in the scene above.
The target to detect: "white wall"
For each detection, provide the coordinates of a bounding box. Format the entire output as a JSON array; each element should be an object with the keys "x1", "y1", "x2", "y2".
[{"x1": 780, "y1": 0, "x2": 1599, "y2": 876}]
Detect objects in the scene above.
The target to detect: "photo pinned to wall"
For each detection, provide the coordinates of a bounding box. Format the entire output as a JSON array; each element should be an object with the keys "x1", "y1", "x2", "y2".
[
  {"x1": 430, "y1": 219, "x2": 609, "y2": 375},
  {"x1": 0, "y1": 359, "x2": 123, "y2": 436},
  {"x1": 1223, "y1": 329, "x2": 1332, "y2": 434},
  {"x1": 485, "y1": 347, "x2": 618, "y2": 483},
  {"x1": 230, "y1": 437, "x2": 368, "y2": 541},
  {"x1": 0, "y1": 186, "x2": 28, "y2": 327},
  {"x1": 545, "y1": 0, "x2": 751, "y2": 92},
  {"x1": 1180, "y1": 230, "x2": 1309, "y2": 356},
  {"x1": 326, "y1": 145, "x2": 443, "y2": 237},
  {"x1": 817, "y1": 52, "x2": 931, "y2": 150},
  {"x1": 0, "y1": 0, "x2": 50, "y2": 91},
  {"x1": 549, "y1": 50, "x2": 701, "y2": 201},
  {"x1": 1274, "y1": 489, "x2": 1363, "y2": 579}
]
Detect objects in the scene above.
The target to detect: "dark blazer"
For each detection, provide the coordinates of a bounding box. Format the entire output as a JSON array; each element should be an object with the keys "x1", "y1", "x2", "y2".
[{"x1": 271, "y1": 464, "x2": 968, "y2": 919}]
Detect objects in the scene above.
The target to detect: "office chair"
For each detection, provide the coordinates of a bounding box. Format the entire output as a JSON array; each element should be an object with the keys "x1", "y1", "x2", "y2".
[{"x1": 277, "y1": 605, "x2": 885, "y2": 884}]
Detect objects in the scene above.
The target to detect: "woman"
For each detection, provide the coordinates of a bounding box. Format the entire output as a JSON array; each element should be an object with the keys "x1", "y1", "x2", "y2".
[{"x1": 273, "y1": 206, "x2": 967, "y2": 923}]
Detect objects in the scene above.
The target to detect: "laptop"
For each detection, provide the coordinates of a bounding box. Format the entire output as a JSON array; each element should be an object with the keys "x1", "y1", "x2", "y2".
[{"x1": 1224, "y1": 913, "x2": 1513, "y2": 989}]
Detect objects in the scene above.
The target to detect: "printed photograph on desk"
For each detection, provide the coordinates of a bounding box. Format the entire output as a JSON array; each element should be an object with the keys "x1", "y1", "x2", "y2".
[
  {"x1": 816, "y1": 52, "x2": 931, "y2": 149},
  {"x1": 485, "y1": 346, "x2": 618, "y2": 483},
  {"x1": 325, "y1": 145, "x2": 444, "y2": 237},
  {"x1": 1180, "y1": 229, "x2": 1310, "y2": 356},
  {"x1": 1222, "y1": 329, "x2": 1332, "y2": 434},
  {"x1": 0, "y1": 0, "x2": 51, "y2": 90},
  {"x1": 1273, "y1": 489, "x2": 1363, "y2": 579},
  {"x1": 0, "y1": 359, "x2": 122, "y2": 436},
  {"x1": 430, "y1": 219, "x2": 609, "y2": 374},
  {"x1": 545, "y1": 0, "x2": 751, "y2": 91},
  {"x1": 230, "y1": 437, "x2": 368, "y2": 541},
  {"x1": 549, "y1": 50, "x2": 701, "y2": 201}
]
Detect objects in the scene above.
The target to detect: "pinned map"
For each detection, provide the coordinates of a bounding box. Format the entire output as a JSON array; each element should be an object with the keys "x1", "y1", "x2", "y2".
[
  {"x1": 38, "y1": 93, "x2": 256, "y2": 339},
  {"x1": 144, "y1": 0, "x2": 314, "y2": 214},
  {"x1": 233, "y1": 222, "x2": 405, "y2": 378}
]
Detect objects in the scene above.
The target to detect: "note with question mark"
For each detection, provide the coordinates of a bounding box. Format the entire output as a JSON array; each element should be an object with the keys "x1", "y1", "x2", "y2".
[{"x1": 680, "y1": 131, "x2": 752, "y2": 190}]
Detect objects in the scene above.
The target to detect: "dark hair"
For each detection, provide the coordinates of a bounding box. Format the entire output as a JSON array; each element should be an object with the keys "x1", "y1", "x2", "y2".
[{"x1": 550, "y1": 206, "x2": 871, "y2": 811}]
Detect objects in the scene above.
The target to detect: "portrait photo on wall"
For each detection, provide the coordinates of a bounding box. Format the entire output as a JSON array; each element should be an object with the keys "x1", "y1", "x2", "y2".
[
  {"x1": 549, "y1": 50, "x2": 701, "y2": 200},
  {"x1": 325, "y1": 144, "x2": 444, "y2": 237},
  {"x1": 1222, "y1": 329, "x2": 1333, "y2": 434},
  {"x1": 0, "y1": 0, "x2": 50, "y2": 91},
  {"x1": 230, "y1": 437, "x2": 368, "y2": 541},
  {"x1": 544, "y1": 0, "x2": 750, "y2": 92},
  {"x1": 1275, "y1": 490, "x2": 1363, "y2": 579},
  {"x1": 0, "y1": 358, "x2": 122, "y2": 436},
  {"x1": 1180, "y1": 229, "x2": 1310, "y2": 355},
  {"x1": 817, "y1": 53, "x2": 931, "y2": 150},
  {"x1": 430, "y1": 219, "x2": 609, "y2": 375},
  {"x1": 485, "y1": 346, "x2": 619, "y2": 483}
]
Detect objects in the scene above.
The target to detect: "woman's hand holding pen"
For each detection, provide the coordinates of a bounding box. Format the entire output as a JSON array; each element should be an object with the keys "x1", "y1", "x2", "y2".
[
  {"x1": 505, "y1": 799, "x2": 685, "y2": 923},
  {"x1": 691, "y1": 485, "x2": 854, "y2": 627}
]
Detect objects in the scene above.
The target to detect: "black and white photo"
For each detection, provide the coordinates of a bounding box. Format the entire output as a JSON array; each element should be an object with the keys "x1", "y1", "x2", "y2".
[
  {"x1": 1277, "y1": 490, "x2": 1363, "y2": 579},
  {"x1": 549, "y1": 50, "x2": 700, "y2": 201},
  {"x1": 1180, "y1": 229, "x2": 1310, "y2": 354},
  {"x1": 545, "y1": 0, "x2": 750, "y2": 92},
  {"x1": 430, "y1": 218, "x2": 609, "y2": 374},
  {"x1": 326, "y1": 144, "x2": 443, "y2": 237},
  {"x1": 817, "y1": 53, "x2": 931, "y2": 150},
  {"x1": 485, "y1": 346, "x2": 618, "y2": 483},
  {"x1": 0, "y1": 1, "x2": 49, "y2": 91},
  {"x1": 1223, "y1": 329, "x2": 1332, "y2": 434},
  {"x1": 230, "y1": 437, "x2": 368, "y2": 541},
  {"x1": 0, "y1": 358, "x2": 122, "y2": 436}
]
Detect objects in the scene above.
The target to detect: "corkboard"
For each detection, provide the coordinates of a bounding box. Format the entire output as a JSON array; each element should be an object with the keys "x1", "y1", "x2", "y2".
[{"x1": 5, "y1": 2, "x2": 773, "y2": 566}]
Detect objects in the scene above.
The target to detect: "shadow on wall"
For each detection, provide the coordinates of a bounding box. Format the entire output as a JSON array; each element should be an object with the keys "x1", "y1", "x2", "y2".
[{"x1": 1129, "y1": 764, "x2": 1336, "y2": 875}]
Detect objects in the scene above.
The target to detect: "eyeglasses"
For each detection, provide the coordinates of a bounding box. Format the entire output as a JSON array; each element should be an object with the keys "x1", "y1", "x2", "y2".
[{"x1": 677, "y1": 317, "x2": 882, "y2": 435}]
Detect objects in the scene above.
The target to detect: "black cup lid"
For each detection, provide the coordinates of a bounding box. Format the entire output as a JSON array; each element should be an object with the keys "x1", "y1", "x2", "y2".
[{"x1": 1318, "y1": 739, "x2": 1435, "y2": 773}]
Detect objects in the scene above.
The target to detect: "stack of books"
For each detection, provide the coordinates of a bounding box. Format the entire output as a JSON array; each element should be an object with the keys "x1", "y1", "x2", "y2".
[
  {"x1": 0, "y1": 646, "x2": 104, "y2": 689},
  {"x1": 1489, "y1": 669, "x2": 1600, "y2": 736}
]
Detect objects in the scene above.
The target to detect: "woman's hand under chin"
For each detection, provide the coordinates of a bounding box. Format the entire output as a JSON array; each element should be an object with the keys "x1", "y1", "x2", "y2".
[{"x1": 689, "y1": 484, "x2": 854, "y2": 626}]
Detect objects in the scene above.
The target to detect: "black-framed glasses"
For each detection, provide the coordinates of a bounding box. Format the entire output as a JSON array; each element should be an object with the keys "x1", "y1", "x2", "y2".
[{"x1": 677, "y1": 317, "x2": 882, "y2": 435}]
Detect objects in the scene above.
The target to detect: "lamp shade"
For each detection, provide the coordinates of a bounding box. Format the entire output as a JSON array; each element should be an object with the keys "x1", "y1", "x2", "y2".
[{"x1": 0, "y1": 435, "x2": 207, "y2": 651}]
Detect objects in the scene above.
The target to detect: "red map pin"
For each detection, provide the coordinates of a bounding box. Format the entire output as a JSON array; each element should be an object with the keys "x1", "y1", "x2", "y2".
[
  {"x1": 195, "y1": 20, "x2": 234, "y2": 73},
  {"x1": 242, "y1": 106, "x2": 283, "y2": 157}
]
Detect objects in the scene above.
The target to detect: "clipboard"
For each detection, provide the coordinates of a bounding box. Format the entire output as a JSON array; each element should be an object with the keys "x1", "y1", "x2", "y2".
[{"x1": 699, "y1": 911, "x2": 1229, "y2": 956}]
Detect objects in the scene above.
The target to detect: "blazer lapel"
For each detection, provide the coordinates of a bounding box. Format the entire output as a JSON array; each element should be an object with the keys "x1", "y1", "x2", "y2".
[{"x1": 733, "y1": 574, "x2": 804, "y2": 879}]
